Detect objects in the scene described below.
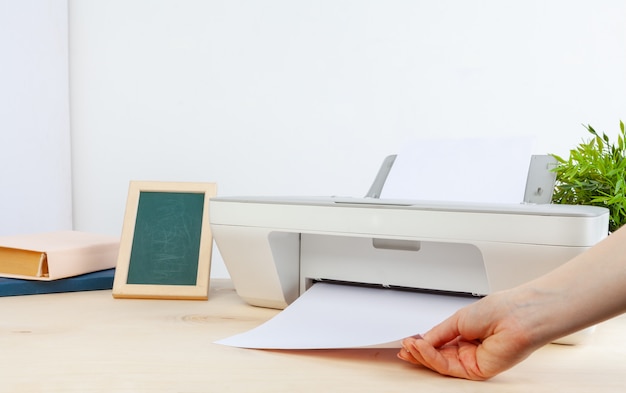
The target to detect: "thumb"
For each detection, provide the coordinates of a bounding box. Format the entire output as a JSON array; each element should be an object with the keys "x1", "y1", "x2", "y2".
[{"x1": 422, "y1": 312, "x2": 462, "y2": 347}]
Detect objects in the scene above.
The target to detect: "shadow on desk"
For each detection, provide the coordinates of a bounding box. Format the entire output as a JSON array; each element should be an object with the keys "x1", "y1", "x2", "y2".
[{"x1": 266, "y1": 347, "x2": 401, "y2": 364}]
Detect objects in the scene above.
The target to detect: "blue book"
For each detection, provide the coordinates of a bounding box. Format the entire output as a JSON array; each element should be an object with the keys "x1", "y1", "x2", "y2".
[{"x1": 0, "y1": 268, "x2": 115, "y2": 297}]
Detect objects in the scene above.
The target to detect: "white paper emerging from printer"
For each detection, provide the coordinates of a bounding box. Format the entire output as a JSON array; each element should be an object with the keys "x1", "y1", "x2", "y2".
[
  {"x1": 381, "y1": 136, "x2": 534, "y2": 203},
  {"x1": 215, "y1": 282, "x2": 477, "y2": 349}
]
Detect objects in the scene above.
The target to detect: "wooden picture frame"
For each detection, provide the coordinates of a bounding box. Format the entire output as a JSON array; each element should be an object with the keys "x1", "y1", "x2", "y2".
[{"x1": 112, "y1": 181, "x2": 217, "y2": 300}]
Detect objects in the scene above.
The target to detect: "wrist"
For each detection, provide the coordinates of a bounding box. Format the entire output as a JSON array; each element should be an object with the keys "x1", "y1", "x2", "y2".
[{"x1": 507, "y1": 283, "x2": 589, "y2": 348}]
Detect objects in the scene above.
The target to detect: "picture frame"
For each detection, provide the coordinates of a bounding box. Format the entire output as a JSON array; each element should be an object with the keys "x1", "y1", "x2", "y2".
[{"x1": 112, "y1": 181, "x2": 217, "y2": 300}]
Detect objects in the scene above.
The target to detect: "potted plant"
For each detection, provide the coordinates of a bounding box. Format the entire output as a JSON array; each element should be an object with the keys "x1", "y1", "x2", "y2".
[{"x1": 551, "y1": 120, "x2": 626, "y2": 233}]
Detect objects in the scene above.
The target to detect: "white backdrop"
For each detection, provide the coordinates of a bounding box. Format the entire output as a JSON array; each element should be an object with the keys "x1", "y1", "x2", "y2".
[
  {"x1": 68, "y1": 0, "x2": 626, "y2": 277},
  {"x1": 0, "y1": 0, "x2": 72, "y2": 236}
]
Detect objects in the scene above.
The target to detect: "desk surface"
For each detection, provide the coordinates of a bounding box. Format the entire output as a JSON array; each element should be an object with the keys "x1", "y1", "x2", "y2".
[{"x1": 1, "y1": 279, "x2": 625, "y2": 392}]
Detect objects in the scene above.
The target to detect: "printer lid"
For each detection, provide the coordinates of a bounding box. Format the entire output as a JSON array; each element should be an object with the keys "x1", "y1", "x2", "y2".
[{"x1": 211, "y1": 195, "x2": 607, "y2": 218}]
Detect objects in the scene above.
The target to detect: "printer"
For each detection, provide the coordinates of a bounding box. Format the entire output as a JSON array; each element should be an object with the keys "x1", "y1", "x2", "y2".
[{"x1": 209, "y1": 155, "x2": 609, "y2": 310}]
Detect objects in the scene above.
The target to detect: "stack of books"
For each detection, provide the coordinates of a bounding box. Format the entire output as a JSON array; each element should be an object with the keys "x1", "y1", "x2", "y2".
[{"x1": 0, "y1": 231, "x2": 119, "y2": 297}]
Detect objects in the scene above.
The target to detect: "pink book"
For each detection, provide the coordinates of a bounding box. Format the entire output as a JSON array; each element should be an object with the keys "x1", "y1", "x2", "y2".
[{"x1": 0, "y1": 231, "x2": 119, "y2": 280}]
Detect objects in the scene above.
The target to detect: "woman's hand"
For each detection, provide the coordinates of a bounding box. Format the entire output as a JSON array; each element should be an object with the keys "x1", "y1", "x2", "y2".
[
  {"x1": 397, "y1": 291, "x2": 540, "y2": 380},
  {"x1": 397, "y1": 226, "x2": 626, "y2": 380}
]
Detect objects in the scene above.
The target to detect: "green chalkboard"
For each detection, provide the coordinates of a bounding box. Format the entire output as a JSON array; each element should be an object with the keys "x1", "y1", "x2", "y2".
[
  {"x1": 126, "y1": 191, "x2": 204, "y2": 285},
  {"x1": 113, "y1": 181, "x2": 216, "y2": 300}
]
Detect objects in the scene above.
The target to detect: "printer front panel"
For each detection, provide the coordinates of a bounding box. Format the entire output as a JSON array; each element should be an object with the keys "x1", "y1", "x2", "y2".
[
  {"x1": 299, "y1": 234, "x2": 490, "y2": 296},
  {"x1": 211, "y1": 225, "x2": 300, "y2": 309}
]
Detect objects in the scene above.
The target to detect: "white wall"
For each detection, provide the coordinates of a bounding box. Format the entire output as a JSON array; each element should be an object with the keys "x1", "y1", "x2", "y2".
[
  {"x1": 69, "y1": 0, "x2": 626, "y2": 278},
  {"x1": 0, "y1": 0, "x2": 72, "y2": 236}
]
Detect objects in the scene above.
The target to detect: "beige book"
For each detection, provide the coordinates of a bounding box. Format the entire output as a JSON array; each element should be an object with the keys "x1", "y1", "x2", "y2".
[{"x1": 0, "y1": 231, "x2": 119, "y2": 280}]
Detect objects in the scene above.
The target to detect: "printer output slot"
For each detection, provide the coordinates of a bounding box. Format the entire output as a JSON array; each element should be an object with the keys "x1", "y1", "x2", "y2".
[{"x1": 307, "y1": 278, "x2": 482, "y2": 298}]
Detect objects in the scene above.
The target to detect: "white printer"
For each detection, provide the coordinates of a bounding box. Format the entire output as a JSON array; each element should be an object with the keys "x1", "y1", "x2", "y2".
[{"x1": 210, "y1": 155, "x2": 609, "y2": 310}]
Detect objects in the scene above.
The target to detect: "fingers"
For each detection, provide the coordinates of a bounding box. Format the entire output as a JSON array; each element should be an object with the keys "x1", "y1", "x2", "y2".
[
  {"x1": 397, "y1": 347, "x2": 418, "y2": 364},
  {"x1": 400, "y1": 336, "x2": 487, "y2": 380},
  {"x1": 398, "y1": 335, "x2": 449, "y2": 373},
  {"x1": 397, "y1": 336, "x2": 421, "y2": 365},
  {"x1": 397, "y1": 296, "x2": 517, "y2": 380},
  {"x1": 403, "y1": 336, "x2": 452, "y2": 375}
]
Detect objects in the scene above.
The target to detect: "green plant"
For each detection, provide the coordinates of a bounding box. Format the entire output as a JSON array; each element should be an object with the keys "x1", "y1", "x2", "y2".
[{"x1": 551, "y1": 121, "x2": 626, "y2": 232}]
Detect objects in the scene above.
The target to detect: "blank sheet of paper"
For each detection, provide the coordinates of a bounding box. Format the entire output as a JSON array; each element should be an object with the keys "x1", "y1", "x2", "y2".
[
  {"x1": 381, "y1": 136, "x2": 534, "y2": 203},
  {"x1": 215, "y1": 282, "x2": 477, "y2": 349}
]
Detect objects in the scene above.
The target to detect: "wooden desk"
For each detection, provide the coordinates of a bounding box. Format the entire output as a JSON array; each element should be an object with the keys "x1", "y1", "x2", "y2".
[{"x1": 1, "y1": 279, "x2": 625, "y2": 392}]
